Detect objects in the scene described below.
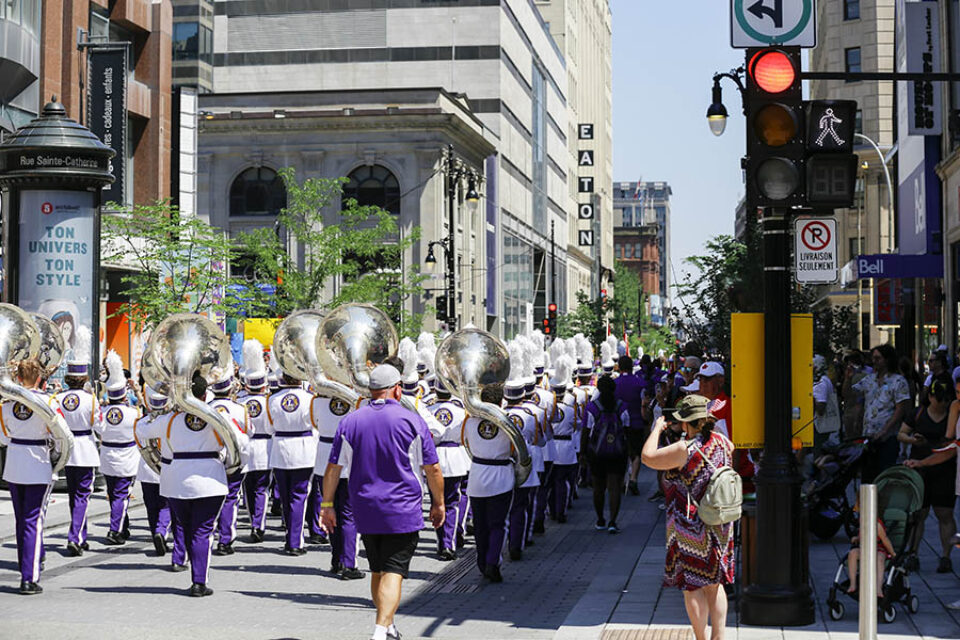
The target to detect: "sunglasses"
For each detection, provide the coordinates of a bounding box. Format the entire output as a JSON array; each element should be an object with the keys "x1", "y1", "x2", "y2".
[{"x1": 681, "y1": 367, "x2": 693, "y2": 373}]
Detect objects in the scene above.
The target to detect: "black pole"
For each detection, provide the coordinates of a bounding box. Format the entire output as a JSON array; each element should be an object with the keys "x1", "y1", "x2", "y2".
[
  {"x1": 741, "y1": 209, "x2": 814, "y2": 625},
  {"x1": 446, "y1": 145, "x2": 457, "y2": 331},
  {"x1": 550, "y1": 220, "x2": 556, "y2": 305}
]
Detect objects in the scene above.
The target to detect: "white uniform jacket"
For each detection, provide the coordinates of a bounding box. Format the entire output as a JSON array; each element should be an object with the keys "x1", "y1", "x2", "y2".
[
  {"x1": 428, "y1": 398, "x2": 471, "y2": 478},
  {"x1": 551, "y1": 391, "x2": 579, "y2": 466},
  {"x1": 98, "y1": 404, "x2": 142, "y2": 478},
  {"x1": 266, "y1": 387, "x2": 318, "y2": 470},
  {"x1": 0, "y1": 392, "x2": 59, "y2": 484},
  {"x1": 505, "y1": 404, "x2": 540, "y2": 488},
  {"x1": 532, "y1": 388, "x2": 558, "y2": 462},
  {"x1": 311, "y1": 395, "x2": 356, "y2": 478},
  {"x1": 133, "y1": 412, "x2": 164, "y2": 484},
  {"x1": 241, "y1": 394, "x2": 271, "y2": 472},
  {"x1": 463, "y1": 415, "x2": 515, "y2": 498},
  {"x1": 57, "y1": 389, "x2": 102, "y2": 468},
  {"x1": 135, "y1": 411, "x2": 228, "y2": 499},
  {"x1": 210, "y1": 397, "x2": 251, "y2": 472}
]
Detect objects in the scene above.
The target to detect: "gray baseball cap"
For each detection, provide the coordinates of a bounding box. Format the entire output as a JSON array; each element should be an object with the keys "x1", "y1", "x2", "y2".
[{"x1": 368, "y1": 364, "x2": 402, "y2": 390}]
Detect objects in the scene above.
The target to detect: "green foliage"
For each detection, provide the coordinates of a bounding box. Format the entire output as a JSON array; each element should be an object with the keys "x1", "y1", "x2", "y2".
[
  {"x1": 100, "y1": 200, "x2": 233, "y2": 330},
  {"x1": 558, "y1": 291, "x2": 607, "y2": 345},
  {"x1": 232, "y1": 168, "x2": 427, "y2": 337},
  {"x1": 813, "y1": 303, "x2": 859, "y2": 361}
]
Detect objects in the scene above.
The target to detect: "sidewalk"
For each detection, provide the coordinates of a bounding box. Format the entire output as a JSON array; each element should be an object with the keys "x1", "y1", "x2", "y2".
[{"x1": 554, "y1": 470, "x2": 960, "y2": 640}]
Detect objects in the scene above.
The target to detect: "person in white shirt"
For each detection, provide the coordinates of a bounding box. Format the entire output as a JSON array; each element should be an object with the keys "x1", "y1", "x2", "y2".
[
  {"x1": 463, "y1": 383, "x2": 516, "y2": 583},
  {"x1": 135, "y1": 372, "x2": 228, "y2": 597},
  {"x1": 134, "y1": 389, "x2": 174, "y2": 557},
  {"x1": 266, "y1": 370, "x2": 319, "y2": 555},
  {"x1": 99, "y1": 351, "x2": 142, "y2": 546},
  {"x1": 504, "y1": 378, "x2": 540, "y2": 561},
  {"x1": 57, "y1": 353, "x2": 101, "y2": 557},
  {"x1": 0, "y1": 359, "x2": 59, "y2": 595},
  {"x1": 209, "y1": 370, "x2": 249, "y2": 556},
  {"x1": 240, "y1": 340, "x2": 271, "y2": 543},
  {"x1": 812, "y1": 355, "x2": 840, "y2": 451},
  {"x1": 549, "y1": 356, "x2": 579, "y2": 524},
  {"x1": 428, "y1": 379, "x2": 471, "y2": 561}
]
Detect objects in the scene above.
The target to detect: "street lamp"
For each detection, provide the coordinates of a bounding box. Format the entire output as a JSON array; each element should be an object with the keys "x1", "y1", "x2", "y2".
[{"x1": 706, "y1": 67, "x2": 745, "y2": 136}]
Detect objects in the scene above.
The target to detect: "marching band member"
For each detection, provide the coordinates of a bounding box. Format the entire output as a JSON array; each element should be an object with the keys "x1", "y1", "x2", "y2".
[
  {"x1": 463, "y1": 383, "x2": 515, "y2": 583},
  {"x1": 133, "y1": 388, "x2": 174, "y2": 556},
  {"x1": 57, "y1": 329, "x2": 101, "y2": 556},
  {"x1": 530, "y1": 341, "x2": 560, "y2": 534},
  {"x1": 240, "y1": 340, "x2": 271, "y2": 543},
  {"x1": 518, "y1": 337, "x2": 546, "y2": 547},
  {"x1": 210, "y1": 368, "x2": 250, "y2": 556},
  {"x1": 503, "y1": 343, "x2": 540, "y2": 561},
  {"x1": 426, "y1": 373, "x2": 471, "y2": 561},
  {"x1": 0, "y1": 359, "x2": 60, "y2": 595},
  {"x1": 99, "y1": 351, "x2": 141, "y2": 546},
  {"x1": 549, "y1": 355, "x2": 579, "y2": 524},
  {"x1": 310, "y1": 381, "x2": 362, "y2": 579},
  {"x1": 416, "y1": 332, "x2": 437, "y2": 401},
  {"x1": 266, "y1": 367, "x2": 318, "y2": 555},
  {"x1": 135, "y1": 372, "x2": 228, "y2": 596}
]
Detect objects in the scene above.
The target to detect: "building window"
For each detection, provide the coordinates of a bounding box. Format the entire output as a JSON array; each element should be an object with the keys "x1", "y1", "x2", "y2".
[
  {"x1": 844, "y1": 0, "x2": 860, "y2": 20},
  {"x1": 89, "y1": 5, "x2": 110, "y2": 39},
  {"x1": 229, "y1": 167, "x2": 286, "y2": 217},
  {"x1": 635, "y1": 242, "x2": 642, "y2": 258},
  {"x1": 342, "y1": 164, "x2": 401, "y2": 215},
  {"x1": 624, "y1": 244, "x2": 633, "y2": 259},
  {"x1": 845, "y1": 47, "x2": 861, "y2": 80},
  {"x1": 622, "y1": 207, "x2": 632, "y2": 227},
  {"x1": 849, "y1": 236, "x2": 864, "y2": 259},
  {"x1": 531, "y1": 64, "x2": 547, "y2": 232},
  {"x1": 855, "y1": 109, "x2": 863, "y2": 135}
]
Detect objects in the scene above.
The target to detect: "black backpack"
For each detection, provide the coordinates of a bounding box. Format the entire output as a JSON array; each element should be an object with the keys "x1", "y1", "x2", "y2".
[{"x1": 588, "y1": 401, "x2": 626, "y2": 458}]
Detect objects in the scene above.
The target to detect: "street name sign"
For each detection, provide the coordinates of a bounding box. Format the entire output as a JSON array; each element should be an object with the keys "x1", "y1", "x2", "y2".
[
  {"x1": 731, "y1": 0, "x2": 816, "y2": 48},
  {"x1": 795, "y1": 217, "x2": 837, "y2": 284}
]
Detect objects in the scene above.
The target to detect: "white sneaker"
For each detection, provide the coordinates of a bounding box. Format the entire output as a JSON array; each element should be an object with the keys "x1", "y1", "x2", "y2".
[{"x1": 947, "y1": 599, "x2": 960, "y2": 610}]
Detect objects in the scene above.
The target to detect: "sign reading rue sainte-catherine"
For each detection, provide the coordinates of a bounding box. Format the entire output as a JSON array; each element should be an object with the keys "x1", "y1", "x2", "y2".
[{"x1": 731, "y1": 0, "x2": 816, "y2": 48}]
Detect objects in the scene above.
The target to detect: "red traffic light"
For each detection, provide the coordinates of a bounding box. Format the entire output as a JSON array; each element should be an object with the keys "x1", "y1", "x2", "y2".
[
  {"x1": 600, "y1": 289, "x2": 607, "y2": 298},
  {"x1": 548, "y1": 303, "x2": 558, "y2": 313},
  {"x1": 749, "y1": 49, "x2": 796, "y2": 94},
  {"x1": 542, "y1": 318, "x2": 550, "y2": 326},
  {"x1": 544, "y1": 326, "x2": 552, "y2": 335}
]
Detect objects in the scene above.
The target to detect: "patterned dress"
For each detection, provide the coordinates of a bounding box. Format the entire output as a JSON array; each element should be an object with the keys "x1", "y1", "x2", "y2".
[{"x1": 662, "y1": 431, "x2": 735, "y2": 591}]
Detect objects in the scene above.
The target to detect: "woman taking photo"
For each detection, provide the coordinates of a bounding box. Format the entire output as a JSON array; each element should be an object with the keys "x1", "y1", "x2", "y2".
[{"x1": 641, "y1": 395, "x2": 735, "y2": 640}]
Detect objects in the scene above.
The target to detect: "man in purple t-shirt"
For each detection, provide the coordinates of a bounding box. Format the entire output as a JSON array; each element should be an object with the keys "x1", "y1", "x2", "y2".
[
  {"x1": 614, "y1": 355, "x2": 649, "y2": 495},
  {"x1": 321, "y1": 365, "x2": 445, "y2": 640}
]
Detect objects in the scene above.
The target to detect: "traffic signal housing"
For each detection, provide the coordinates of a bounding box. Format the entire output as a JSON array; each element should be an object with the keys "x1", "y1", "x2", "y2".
[
  {"x1": 435, "y1": 295, "x2": 448, "y2": 322},
  {"x1": 804, "y1": 100, "x2": 858, "y2": 208},
  {"x1": 745, "y1": 47, "x2": 805, "y2": 208},
  {"x1": 547, "y1": 303, "x2": 558, "y2": 335}
]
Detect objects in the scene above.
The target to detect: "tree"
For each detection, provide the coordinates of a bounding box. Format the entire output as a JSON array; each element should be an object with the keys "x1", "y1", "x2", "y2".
[
  {"x1": 558, "y1": 291, "x2": 607, "y2": 345},
  {"x1": 101, "y1": 201, "x2": 234, "y2": 331},
  {"x1": 233, "y1": 168, "x2": 427, "y2": 337}
]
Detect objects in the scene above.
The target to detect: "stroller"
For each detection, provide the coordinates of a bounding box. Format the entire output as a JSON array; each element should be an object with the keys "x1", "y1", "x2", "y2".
[
  {"x1": 803, "y1": 438, "x2": 869, "y2": 540},
  {"x1": 825, "y1": 465, "x2": 925, "y2": 623}
]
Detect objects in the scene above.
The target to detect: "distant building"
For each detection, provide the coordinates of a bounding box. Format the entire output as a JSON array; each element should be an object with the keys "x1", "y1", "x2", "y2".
[{"x1": 613, "y1": 180, "x2": 671, "y2": 325}]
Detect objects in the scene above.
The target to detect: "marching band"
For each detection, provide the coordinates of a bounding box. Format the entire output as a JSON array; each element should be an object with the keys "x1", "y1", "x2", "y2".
[{"x1": 0, "y1": 300, "x2": 661, "y2": 605}]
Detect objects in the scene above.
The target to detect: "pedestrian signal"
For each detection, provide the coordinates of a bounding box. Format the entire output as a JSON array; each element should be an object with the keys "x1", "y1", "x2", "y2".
[
  {"x1": 745, "y1": 47, "x2": 804, "y2": 208},
  {"x1": 804, "y1": 100, "x2": 858, "y2": 207}
]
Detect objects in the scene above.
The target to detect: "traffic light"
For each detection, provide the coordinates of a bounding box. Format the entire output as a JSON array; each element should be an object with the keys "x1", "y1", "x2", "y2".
[
  {"x1": 744, "y1": 47, "x2": 805, "y2": 208},
  {"x1": 804, "y1": 100, "x2": 858, "y2": 207},
  {"x1": 542, "y1": 317, "x2": 551, "y2": 335},
  {"x1": 547, "y1": 303, "x2": 558, "y2": 335},
  {"x1": 435, "y1": 295, "x2": 448, "y2": 322}
]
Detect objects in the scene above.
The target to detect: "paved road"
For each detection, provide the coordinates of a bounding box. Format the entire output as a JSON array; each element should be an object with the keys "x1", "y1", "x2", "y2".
[{"x1": 1, "y1": 470, "x2": 960, "y2": 639}]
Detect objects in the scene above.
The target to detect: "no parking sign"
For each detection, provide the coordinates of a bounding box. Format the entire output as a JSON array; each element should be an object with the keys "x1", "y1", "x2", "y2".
[{"x1": 794, "y1": 217, "x2": 837, "y2": 284}]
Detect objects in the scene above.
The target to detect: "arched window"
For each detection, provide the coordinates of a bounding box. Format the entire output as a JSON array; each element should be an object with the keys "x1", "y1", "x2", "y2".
[
  {"x1": 230, "y1": 167, "x2": 286, "y2": 217},
  {"x1": 342, "y1": 165, "x2": 400, "y2": 215}
]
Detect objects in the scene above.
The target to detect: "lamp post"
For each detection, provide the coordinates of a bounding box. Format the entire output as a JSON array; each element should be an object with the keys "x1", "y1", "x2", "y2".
[
  {"x1": 432, "y1": 145, "x2": 481, "y2": 332},
  {"x1": 706, "y1": 67, "x2": 746, "y2": 136}
]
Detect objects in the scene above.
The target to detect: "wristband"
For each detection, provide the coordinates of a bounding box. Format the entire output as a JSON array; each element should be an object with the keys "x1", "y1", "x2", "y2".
[{"x1": 320, "y1": 502, "x2": 334, "y2": 508}]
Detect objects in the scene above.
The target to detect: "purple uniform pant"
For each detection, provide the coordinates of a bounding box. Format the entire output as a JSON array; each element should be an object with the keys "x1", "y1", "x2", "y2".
[
  {"x1": 168, "y1": 495, "x2": 225, "y2": 586},
  {"x1": 509, "y1": 487, "x2": 532, "y2": 553},
  {"x1": 331, "y1": 478, "x2": 357, "y2": 569},
  {"x1": 551, "y1": 463, "x2": 578, "y2": 520},
  {"x1": 535, "y1": 462, "x2": 554, "y2": 525},
  {"x1": 435, "y1": 476, "x2": 466, "y2": 552},
  {"x1": 141, "y1": 482, "x2": 171, "y2": 538},
  {"x1": 244, "y1": 469, "x2": 270, "y2": 531},
  {"x1": 306, "y1": 475, "x2": 329, "y2": 540},
  {"x1": 216, "y1": 471, "x2": 244, "y2": 545},
  {"x1": 8, "y1": 483, "x2": 51, "y2": 583},
  {"x1": 274, "y1": 467, "x2": 311, "y2": 549},
  {"x1": 472, "y1": 490, "x2": 513, "y2": 571},
  {"x1": 65, "y1": 466, "x2": 94, "y2": 545},
  {"x1": 104, "y1": 475, "x2": 133, "y2": 534},
  {"x1": 170, "y1": 507, "x2": 187, "y2": 567}
]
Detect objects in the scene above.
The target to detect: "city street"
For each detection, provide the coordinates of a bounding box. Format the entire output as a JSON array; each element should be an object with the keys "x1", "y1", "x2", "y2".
[{"x1": 3, "y1": 469, "x2": 959, "y2": 640}]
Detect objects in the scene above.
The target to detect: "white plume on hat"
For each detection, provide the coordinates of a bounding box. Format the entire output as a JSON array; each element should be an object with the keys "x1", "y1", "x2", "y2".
[
  {"x1": 531, "y1": 330, "x2": 545, "y2": 355},
  {"x1": 600, "y1": 342, "x2": 614, "y2": 369},
  {"x1": 105, "y1": 350, "x2": 125, "y2": 391},
  {"x1": 577, "y1": 336, "x2": 594, "y2": 367},
  {"x1": 617, "y1": 340, "x2": 628, "y2": 356},
  {"x1": 551, "y1": 354, "x2": 574, "y2": 388},
  {"x1": 398, "y1": 337, "x2": 419, "y2": 384},
  {"x1": 243, "y1": 339, "x2": 266, "y2": 378},
  {"x1": 549, "y1": 338, "x2": 566, "y2": 369},
  {"x1": 564, "y1": 337, "x2": 578, "y2": 364},
  {"x1": 417, "y1": 332, "x2": 436, "y2": 354},
  {"x1": 70, "y1": 325, "x2": 92, "y2": 365},
  {"x1": 507, "y1": 340, "x2": 525, "y2": 384},
  {"x1": 268, "y1": 348, "x2": 281, "y2": 380},
  {"x1": 519, "y1": 336, "x2": 537, "y2": 382},
  {"x1": 605, "y1": 335, "x2": 618, "y2": 355}
]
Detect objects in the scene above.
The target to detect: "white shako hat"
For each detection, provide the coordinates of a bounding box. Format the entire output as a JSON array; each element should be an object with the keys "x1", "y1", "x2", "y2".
[
  {"x1": 600, "y1": 341, "x2": 615, "y2": 373},
  {"x1": 267, "y1": 349, "x2": 281, "y2": 390},
  {"x1": 210, "y1": 361, "x2": 235, "y2": 394},
  {"x1": 105, "y1": 350, "x2": 127, "y2": 401},
  {"x1": 399, "y1": 337, "x2": 419, "y2": 393},
  {"x1": 66, "y1": 325, "x2": 93, "y2": 377},
  {"x1": 530, "y1": 330, "x2": 546, "y2": 375},
  {"x1": 548, "y1": 338, "x2": 566, "y2": 378},
  {"x1": 146, "y1": 385, "x2": 168, "y2": 411},
  {"x1": 416, "y1": 332, "x2": 436, "y2": 375},
  {"x1": 550, "y1": 354, "x2": 574, "y2": 392},
  {"x1": 519, "y1": 335, "x2": 538, "y2": 394},
  {"x1": 243, "y1": 339, "x2": 268, "y2": 390},
  {"x1": 504, "y1": 340, "x2": 526, "y2": 401},
  {"x1": 576, "y1": 336, "x2": 595, "y2": 377}
]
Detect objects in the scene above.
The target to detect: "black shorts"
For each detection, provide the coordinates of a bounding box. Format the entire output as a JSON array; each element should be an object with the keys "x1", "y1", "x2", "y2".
[
  {"x1": 361, "y1": 531, "x2": 420, "y2": 577},
  {"x1": 591, "y1": 455, "x2": 628, "y2": 478},
  {"x1": 920, "y1": 463, "x2": 957, "y2": 510},
  {"x1": 625, "y1": 427, "x2": 646, "y2": 458}
]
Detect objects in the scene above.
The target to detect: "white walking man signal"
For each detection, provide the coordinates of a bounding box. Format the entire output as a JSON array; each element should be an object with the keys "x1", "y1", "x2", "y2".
[{"x1": 816, "y1": 108, "x2": 844, "y2": 146}]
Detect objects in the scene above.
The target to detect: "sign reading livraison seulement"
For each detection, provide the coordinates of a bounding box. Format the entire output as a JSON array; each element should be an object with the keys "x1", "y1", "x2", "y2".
[{"x1": 17, "y1": 189, "x2": 96, "y2": 352}]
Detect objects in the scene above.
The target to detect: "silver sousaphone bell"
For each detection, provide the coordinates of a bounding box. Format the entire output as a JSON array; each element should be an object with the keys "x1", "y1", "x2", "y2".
[
  {"x1": 435, "y1": 328, "x2": 532, "y2": 485},
  {"x1": 273, "y1": 309, "x2": 359, "y2": 405},
  {"x1": 316, "y1": 303, "x2": 398, "y2": 397}
]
